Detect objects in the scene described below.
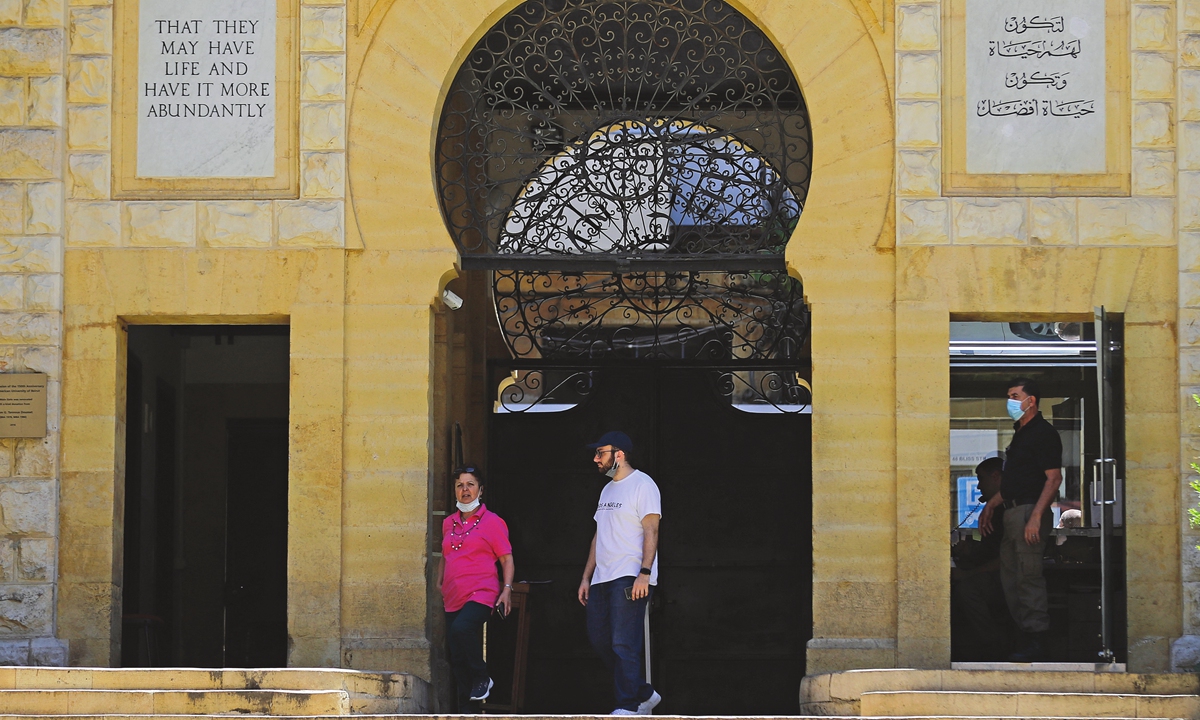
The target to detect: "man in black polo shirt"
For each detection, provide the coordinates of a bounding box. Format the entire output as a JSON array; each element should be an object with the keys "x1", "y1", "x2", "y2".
[{"x1": 979, "y1": 377, "x2": 1063, "y2": 662}]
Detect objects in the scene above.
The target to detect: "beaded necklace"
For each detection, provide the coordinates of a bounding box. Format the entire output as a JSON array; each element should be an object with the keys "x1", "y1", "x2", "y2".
[{"x1": 448, "y1": 508, "x2": 484, "y2": 551}]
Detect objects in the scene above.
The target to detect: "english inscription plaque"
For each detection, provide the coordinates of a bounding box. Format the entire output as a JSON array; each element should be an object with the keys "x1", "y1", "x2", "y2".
[
  {"x1": 137, "y1": 0, "x2": 276, "y2": 178},
  {"x1": 0, "y1": 374, "x2": 47, "y2": 438},
  {"x1": 965, "y1": 0, "x2": 1106, "y2": 174}
]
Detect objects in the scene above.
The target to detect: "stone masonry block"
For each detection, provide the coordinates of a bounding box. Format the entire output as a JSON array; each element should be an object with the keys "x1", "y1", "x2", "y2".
[
  {"x1": 897, "y1": 53, "x2": 939, "y2": 99},
  {"x1": 1132, "y1": 149, "x2": 1176, "y2": 195},
  {"x1": 896, "y1": 101, "x2": 939, "y2": 147},
  {"x1": 1183, "y1": 233, "x2": 1200, "y2": 272},
  {"x1": 0, "y1": 181, "x2": 20, "y2": 233},
  {"x1": 25, "y1": 182, "x2": 59, "y2": 234},
  {"x1": 0, "y1": 276, "x2": 22, "y2": 310},
  {"x1": 19, "y1": 347, "x2": 57, "y2": 378},
  {"x1": 67, "y1": 105, "x2": 109, "y2": 151},
  {"x1": 1030, "y1": 198, "x2": 1076, "y2": 245},
  {"x1": 1183, "y1": 71, "x2": 1200, "y2": 121},
  {"x1": 30, "y1": 638, "x2": 66, "y2": 666},
  {"x1": 0, "y1": 313, "x2": 56, "y2": 346},
  {"x1": 0, "y1": 130, "x2": 59, "y2": 179},
  {"x1": 301, "y1": 151, "x2": 344, "y2": 198},
  {"x1": 301, "y1": 55, "x2": 345, "y2": 101},
  {"x1": 1133, "y1": 102, "x2": 1173, "y2": 146},
  {"x1": 301, "y1": 7, "x2": 345, "y2": 52},
  {"x1": 67, "y1": 153, "x2": 107, "y2": 199},
  {"x1": 16, "y1": 538, "x2": 51, "y2": 581},
  {"x1": 952, "y1": 198, "x2": 1027, "y2": 244},
  {"x1": 69, "y1": 7, "x2": 110, "y2": 55},
  {"x1": 1133, "y1": 5, "x2": 1173, "y2": 50},
  {"x1": 896, "y1": 149, "x2": 939, "y2": 196},
  {"x1": 0, "y1": 441, "x2": 12, "y2": 476},
  {"x1": 277, "y1": 200, "x2": 343, "y2": 246},
  {"x1": 23, "y1": 0, "x2": 63, "y2": 27},
  {"x1": 0, "y1": 639, "x2": 28, "y2": 664},
  {"x1": 0, "y1": 0, "x2": 17, "y2": 25},
  {"x1": 0, "y1": 237, "x2": 58, "y2": 272},
  {"x1": 1183, "y1": 123, "x2": 1200, "y2": 169},
  {"x1": 0, "y1": 77, "x2": 23, "y2": 126},
  {"x1": 1185, "y1": 173, "x2": 1200, "y2": 230},
  {"x1": 1186, "y1": 0, "x2": 1200, "y2": 32},
  {"x1": 65, "y1": 201, "x2": 118, "y2": 246},
  {"x1": 0, "y1": 29, "x2": 62, "y2": 74},
  {"x1": 24, "y1": 275, "x2": 59, "y2": 311},
  {"x1": 67, "y1": 57, "x2": 110, "y2": 104},
  {"x1": 897, "y1": 5, "x2": 938, "y2": 50},
  {"x1": 26, "y1": 77, "x2": 61, "y2": 128},
  {"x1": 0, "y1": 479, "x2": 54, "y2": 535},
  {"x1": 1133, "y1": 52, "x2": 1174, "y2": 98},
  {"x1": 0, "y1": 584, "x2": 53, "y2": 636},
  {"x1": 1182, "y1": 272, "x2": 1200, "y2": 308},
  {"x1": 198, "y1": 201, "x2": 271, "y2": 247},
  {"x1": 123, "y1": 202, "x2": 195, "y2": 247},
  {"x1": 1184, "y1": 35, "x2": 1200, "y2": 67},
  {"x1": 896, "y1": 199, "x2": 948, "y2": 245},
  {"x1": 14, "y1": 437, "x2": 53, "y2": 478},
  {"x1": 300, "y1": 103, "x2": 344, "y2": 150},
  {"x1": 1079, "y1": 197, "x2": 1174, "y2": 243}
]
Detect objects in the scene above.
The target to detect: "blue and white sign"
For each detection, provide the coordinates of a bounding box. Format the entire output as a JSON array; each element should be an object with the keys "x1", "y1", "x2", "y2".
[{"x1": 957, "y1": 475, "x2": 983, "y2": 528}]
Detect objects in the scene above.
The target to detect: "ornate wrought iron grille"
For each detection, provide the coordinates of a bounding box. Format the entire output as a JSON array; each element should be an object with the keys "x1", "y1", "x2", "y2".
[
  {"x1": 437, "y1": 0, "x2": 812, "y2": 271},
  {"x1": 492, "y1": 269, "x2": 808, "y2": 361}
]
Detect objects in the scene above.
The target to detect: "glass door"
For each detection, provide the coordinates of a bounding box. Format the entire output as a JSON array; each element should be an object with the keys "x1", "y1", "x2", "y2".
[{"x1": 1092, "y1": 307, "x2": 1121, "y2": 664}]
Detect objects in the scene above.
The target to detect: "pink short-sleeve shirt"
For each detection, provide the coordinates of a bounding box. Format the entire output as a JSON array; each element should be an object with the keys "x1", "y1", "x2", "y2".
[{"x1": 441, "y1": 505, "x2": 512, "y2": 612}]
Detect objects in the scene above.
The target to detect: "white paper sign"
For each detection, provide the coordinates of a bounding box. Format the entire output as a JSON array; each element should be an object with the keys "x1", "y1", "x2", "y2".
[
  {"x1": 950, "y1": 428, "x2": 999, "y2": 466},
  {"x1": 137, "y1": 0, "x2": 276, "y2": 177},
  {"x1": 965, "y1": 0, "x2": 1106, "y2": 174}
]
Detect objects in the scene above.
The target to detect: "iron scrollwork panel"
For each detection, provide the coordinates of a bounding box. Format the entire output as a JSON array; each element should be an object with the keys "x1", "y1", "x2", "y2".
[
  {"x1": 492, "y1": 269, "x2": 810, "y2": 362},
  {"x1": 436, "y1": 0, "x2": 813, "y2": 264}
]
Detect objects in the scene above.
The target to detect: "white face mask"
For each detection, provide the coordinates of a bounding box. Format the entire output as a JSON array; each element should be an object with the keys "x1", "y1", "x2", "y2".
[
  {"x1": 1006, "y1": 398, "x2": 1026, "y2": 421},
  {"x1": 457, "y1": 497, "x2": 481, "y2": 513},
  {"x1": 605, "y1": 461, "x2": 619, "y2": 478}
]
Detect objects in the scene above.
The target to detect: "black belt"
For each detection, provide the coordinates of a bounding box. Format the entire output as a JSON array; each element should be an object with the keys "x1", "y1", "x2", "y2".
[{"x1": 1002, "y1": 499, "x2": 1036, "y2": 509}]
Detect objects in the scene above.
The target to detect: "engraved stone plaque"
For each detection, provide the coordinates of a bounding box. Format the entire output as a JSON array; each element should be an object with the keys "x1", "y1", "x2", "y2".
[
  {"x1": 0, "y1": 374, "x2": 47, "y2": 438},
  {"x1": 136, "y1": 0, "x2": 276, "y2": 177},
  {"x1": 965, "y1": 0, "x2": 1106, "y2": 174}
]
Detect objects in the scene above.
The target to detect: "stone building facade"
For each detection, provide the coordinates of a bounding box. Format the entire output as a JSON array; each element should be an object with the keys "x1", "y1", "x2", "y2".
[{"x1": 0, "y1": 0, "x2": 1191, "y2": 683}]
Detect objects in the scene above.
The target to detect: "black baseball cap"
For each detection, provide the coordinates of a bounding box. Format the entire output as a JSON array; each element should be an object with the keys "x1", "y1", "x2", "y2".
[{"x1": 587, "y1": 431, "x2": 633, "y2": 453}]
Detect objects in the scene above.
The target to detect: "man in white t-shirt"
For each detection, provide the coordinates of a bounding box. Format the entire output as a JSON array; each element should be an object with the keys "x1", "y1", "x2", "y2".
[{"x1": 577, "y1": 431, "x2": 662, "y2": 716}]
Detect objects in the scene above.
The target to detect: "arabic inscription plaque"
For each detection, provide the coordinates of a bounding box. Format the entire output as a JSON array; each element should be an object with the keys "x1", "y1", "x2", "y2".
[
  {"x1": 0, "y1": 374, "x2": 47, "y2": 438},
  {"x1": 966, "y1": 0, "x2": 1106, "y2": 174}
]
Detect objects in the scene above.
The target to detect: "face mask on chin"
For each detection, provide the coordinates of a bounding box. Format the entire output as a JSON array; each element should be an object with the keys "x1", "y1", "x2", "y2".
[
  {"x1": 1007, "y1": 398, "x2": 1026, "y2": 421},
  {"x1": 456, "y1": 497, "x2": 481, "y2": 513}
]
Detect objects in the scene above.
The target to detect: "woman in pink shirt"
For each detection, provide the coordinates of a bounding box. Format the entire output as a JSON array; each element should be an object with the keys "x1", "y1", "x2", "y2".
[{"x1": 436, "y1": 466, "x2": 514, "y2": 706}]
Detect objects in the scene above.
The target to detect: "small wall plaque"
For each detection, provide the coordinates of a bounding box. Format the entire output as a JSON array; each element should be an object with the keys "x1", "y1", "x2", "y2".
[{"x1": 0, "y1": 374, "x2": 47, "y2": 438}]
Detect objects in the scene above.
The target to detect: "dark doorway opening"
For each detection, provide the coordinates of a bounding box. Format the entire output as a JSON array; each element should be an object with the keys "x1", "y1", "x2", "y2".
[
  {"x1": 121, "y1": 325, "x2": 289, "y2": 667},
  {"x1": 486, "y1": 366, "x2": 812, "y2": 714}
]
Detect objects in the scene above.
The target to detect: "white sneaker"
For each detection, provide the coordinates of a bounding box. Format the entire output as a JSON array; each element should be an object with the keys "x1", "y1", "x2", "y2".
[
  {"x1": 637, "y1": 691, "x2": 661, "y2": 715},
  {"x1": 610, "y1": 709, "x2": 638, "y2": 715}
]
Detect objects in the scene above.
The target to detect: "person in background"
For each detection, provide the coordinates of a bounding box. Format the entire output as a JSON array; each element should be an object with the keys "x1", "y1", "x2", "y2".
[
  {"x1": 436, "y1": 466, "x2": 514, "y2": 708},
  {"x1": 952, "y1": 456, "x2": 1010, "y2": 660},
  {"x1": 979, "y1": 378, "x2": 1063, "y2": 662},
  {"x1": 577, "y1": 431, "x2": 662, "y2": 716}
]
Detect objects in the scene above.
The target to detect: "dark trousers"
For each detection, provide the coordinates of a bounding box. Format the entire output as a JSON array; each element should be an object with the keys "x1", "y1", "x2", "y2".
[
  {"x1": 445, "y1": 601, "x2": 491, "y2": 706},
  {"x1": 586, "y1": 577, "x2": 653, "y2": 712},
  {"x1": 952, "y1": 568, "x2": 1011, "y2": 660}
]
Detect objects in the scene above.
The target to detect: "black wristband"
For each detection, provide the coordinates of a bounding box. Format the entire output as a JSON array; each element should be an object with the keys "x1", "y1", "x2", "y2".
[{"x1": 639, "y1": 567, "x2": 651, "y2": 576}]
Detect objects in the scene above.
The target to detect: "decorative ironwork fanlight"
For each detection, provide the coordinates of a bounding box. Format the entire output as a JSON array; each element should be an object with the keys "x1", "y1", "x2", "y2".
[
  {"x1": 492, "y1": 269, "x2": 808, "y2": 361},
  {"x1": 437, "y1": 0, "x2": 812, "y2": 271}
]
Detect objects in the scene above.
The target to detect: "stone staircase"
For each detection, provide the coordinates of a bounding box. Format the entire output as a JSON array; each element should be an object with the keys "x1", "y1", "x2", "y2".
[
  {"x1": 0, "y1": 667, "x2": 429, "y2": 716},
  {"x1": 801, "y1": 668, "x2": 1200, "y2": 719}
]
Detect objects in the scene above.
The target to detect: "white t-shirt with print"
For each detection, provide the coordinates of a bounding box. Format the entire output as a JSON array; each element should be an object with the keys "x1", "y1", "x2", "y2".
[{"x1": 593, "y1": 469, "x2": 662, "y2": 585}]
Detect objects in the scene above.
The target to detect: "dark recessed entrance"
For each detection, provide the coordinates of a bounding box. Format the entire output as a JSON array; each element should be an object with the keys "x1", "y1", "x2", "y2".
[
  {"x1": 486, "y1": 366, "x2": 812, "y2": 714},
  {"x1": 121, "y1": 325, "x2": 289, "y2": 667}
]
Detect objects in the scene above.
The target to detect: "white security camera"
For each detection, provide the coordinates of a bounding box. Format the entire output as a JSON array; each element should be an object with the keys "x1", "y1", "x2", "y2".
[{"x1": 441, "y1": 289, "x2": 464, "y2": 310}]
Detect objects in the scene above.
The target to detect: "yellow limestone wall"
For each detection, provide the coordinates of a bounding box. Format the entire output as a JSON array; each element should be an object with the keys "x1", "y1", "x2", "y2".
[{"x1": 0, "y1": 0, "x2": 1183, "y2": 679}]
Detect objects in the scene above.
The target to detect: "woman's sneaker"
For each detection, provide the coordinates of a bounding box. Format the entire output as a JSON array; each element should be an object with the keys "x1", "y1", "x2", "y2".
[
  {"x1": 469, "y1": 678, "x2": 493, "y2": 701},
  {"x1": 637, "y1": 690, "x2": 662, "y2": 715}
]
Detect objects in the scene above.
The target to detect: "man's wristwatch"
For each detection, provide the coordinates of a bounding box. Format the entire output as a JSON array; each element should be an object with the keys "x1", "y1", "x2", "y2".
[{"x1": 639, "y1": 568, "x2": 651, "y2": 576}]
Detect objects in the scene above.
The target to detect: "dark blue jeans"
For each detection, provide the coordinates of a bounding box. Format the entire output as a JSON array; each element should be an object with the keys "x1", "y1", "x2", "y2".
[
  {"x1": 586, "y1": 577, "x2": 654, "y2": 711},
  {"x1": 445, "y1": 601, "x2": 491, "y2": 705}
]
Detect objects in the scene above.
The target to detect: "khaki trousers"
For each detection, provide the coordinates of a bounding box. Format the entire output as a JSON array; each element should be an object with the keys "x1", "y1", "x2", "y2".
[{"x1": 1000, "y1": 503, "x2": 1052, "y2": 633}]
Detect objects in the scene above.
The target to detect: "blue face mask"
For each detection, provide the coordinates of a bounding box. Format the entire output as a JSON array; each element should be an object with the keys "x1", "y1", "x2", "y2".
[{"x1": 1006, "y1": 398, "x2": 1026, "y2": 421}]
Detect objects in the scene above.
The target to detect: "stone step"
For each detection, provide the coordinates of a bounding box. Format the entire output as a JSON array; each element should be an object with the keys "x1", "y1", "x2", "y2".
[
  {"x1": 860, "y1": 690, "x2": 1200, "y2": 718},
  {"x1": 0, "y1": 669, "x2": 428, "y2": 714},
  {"x1": 0, "y1": 690, "x2": 350, "y2": 716},
  {"x1": 801, "y1": 669, "x2": 1200, "y2": 715}
]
